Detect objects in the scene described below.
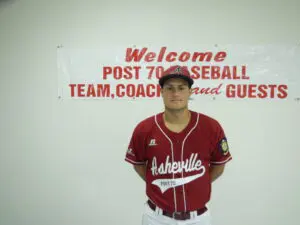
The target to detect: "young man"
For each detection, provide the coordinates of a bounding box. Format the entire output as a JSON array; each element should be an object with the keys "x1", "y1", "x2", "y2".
[{"x1": 125, "y1": 65, "x2": 232, "y2": 225}]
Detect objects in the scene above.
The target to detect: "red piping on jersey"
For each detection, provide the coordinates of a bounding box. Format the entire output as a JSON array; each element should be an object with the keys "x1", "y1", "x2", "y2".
[
  {"x1": 181, "y1": 113, "x2": 200, "y2": 211},
  {"x1": 154, "y1": 114, "x2": 177, "y2": 211},
  {"x1": 211, "y1": 156, "x2": 232, "y2": 165},
  {"x1": 125, "y1": 157, "x2": 146, "y2": 165}
]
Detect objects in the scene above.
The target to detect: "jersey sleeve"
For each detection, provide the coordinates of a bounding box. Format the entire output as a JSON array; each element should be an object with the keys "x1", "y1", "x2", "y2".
[
  {"x1": 124, "y1": 123, "x2": 147, "y2": 165},
  {"x1": 210, "y1": 121, "x2": 232, "y2": 165}
]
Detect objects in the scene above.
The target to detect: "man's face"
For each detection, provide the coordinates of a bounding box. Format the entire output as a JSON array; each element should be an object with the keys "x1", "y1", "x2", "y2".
[{"x1": 161, "y1": 78, "x2": 192, "y2": 111}]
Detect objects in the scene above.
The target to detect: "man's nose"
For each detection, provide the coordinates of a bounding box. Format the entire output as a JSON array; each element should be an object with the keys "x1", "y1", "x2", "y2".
[
  {"x1": 171, "y1": 89, "x2": 181, "y2": 96},
  {"x1": 171, "y1": 88, "x2": 181, "y2": 93}
]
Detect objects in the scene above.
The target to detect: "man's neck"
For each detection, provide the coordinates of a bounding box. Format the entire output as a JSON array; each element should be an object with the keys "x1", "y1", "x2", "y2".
[{"x1": 163, "y1": 108, "x2": 191, "y2": 125}]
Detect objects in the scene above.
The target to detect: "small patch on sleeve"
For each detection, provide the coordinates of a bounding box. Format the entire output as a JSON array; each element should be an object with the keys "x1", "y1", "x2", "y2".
[{"x1": 219, "y1": 138, "x2": 229, "y2": 155}]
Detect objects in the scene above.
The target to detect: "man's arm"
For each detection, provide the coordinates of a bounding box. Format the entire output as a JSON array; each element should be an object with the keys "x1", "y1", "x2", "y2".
[
  {"x1": 134, "y1": 164, "x2": 147, "y2": 181},
  {"x1": 209, "y1": 164, "x2": 225, "y2": 183}
]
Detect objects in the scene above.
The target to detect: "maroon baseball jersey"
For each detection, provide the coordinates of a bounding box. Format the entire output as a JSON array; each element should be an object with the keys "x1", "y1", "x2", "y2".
[{"x1": 125, "y1": 110, "x2": 232, "y2": 213}]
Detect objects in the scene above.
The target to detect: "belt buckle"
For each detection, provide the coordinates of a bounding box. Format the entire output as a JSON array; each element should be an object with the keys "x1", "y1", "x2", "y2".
[
  {"x1": 172, "y1": 211, "x2": 180, "y2": 220},
  {"x1": 172, "y1": 211, "x2": 187, "y2": 220}
]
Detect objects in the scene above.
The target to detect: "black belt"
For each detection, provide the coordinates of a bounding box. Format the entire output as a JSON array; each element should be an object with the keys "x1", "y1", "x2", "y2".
[{"x1": 147, "y1": 200, "x2": 207, "y2": 221}]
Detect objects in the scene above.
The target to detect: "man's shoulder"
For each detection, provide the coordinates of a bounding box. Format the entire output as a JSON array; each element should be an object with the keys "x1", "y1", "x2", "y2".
[
  {"x1": 195, "y1": 111, "x2": 222, "y2": 129},
  {"x1": 133, "y1": 113, "x2": 162, "y2": 133},
  {"x1": 198, "y1": 112, "x2": 219, "y2": 123}
]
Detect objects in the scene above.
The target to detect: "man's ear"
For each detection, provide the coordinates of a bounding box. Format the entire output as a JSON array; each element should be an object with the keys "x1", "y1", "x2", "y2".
[{"x1": 189, "y1": 87, "x2": 193, "y2": 96}]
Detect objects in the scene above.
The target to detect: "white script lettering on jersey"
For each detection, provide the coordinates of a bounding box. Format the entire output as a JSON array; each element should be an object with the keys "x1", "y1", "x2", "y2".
[
  {"x1": 151, "y1": 153, "x2": 205, "y2": 176},
  {"x1": 152, "y1": 174, "x2": 203, "y2": 193}
]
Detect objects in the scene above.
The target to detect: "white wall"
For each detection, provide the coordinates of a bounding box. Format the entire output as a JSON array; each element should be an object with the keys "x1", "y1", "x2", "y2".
[{"x1": 0, "y1": 0, "x2": 300, "y2": 225}]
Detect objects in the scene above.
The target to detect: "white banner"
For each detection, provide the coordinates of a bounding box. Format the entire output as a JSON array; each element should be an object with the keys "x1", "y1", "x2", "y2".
[{"x1": 57, "y1": 45, "x2": 300, "y2": 101}]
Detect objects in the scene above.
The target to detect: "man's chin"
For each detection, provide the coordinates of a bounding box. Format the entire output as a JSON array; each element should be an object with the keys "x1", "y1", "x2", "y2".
[{"x1": 165, "y1": 105, "x2": 187, "y2": 111}]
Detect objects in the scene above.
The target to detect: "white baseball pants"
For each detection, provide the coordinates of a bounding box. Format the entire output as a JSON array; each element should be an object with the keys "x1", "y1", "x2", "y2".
[{"x1": 141, "y1": 202, "x2": 212, "y2": 225}]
